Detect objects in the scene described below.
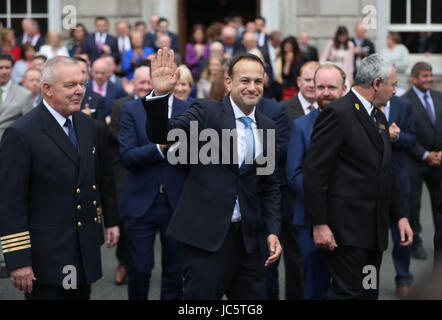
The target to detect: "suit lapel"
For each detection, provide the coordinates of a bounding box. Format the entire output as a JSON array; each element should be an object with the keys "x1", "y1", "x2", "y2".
[
  {"x1": 2, "y1": 83, "x2": 16, "y2": 109},
  {"x1": 410, "y1": 89, "x2": 434, "y2": 127},
  {"x1": 350, "y1": 91, "x2": 383, "y2": 155},
  {"x1": 73, "y1": 112, "x2": 92, "y2": 187},
  {"x1": 39, "y1": 104, "x2": 80, "y2": 167},
  {"x1": 222, "y1": 96, "x2": 239, "y2": 173},
  {"x1": 431, "y1": 90, "x2": 441, "y2": 128}
]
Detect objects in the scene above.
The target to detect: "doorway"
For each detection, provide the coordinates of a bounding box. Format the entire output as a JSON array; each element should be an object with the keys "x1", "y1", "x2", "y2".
[{"x1": 178, "y1": 0, "x2": 260, "y2": 57}]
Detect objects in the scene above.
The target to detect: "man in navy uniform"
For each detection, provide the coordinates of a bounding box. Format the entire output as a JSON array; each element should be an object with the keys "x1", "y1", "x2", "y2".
[{"x1": 0, "y1": 56, "x2": 119, "y2": 300}]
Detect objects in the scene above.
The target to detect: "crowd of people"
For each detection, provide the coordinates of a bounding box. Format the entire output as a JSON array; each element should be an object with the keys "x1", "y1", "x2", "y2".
[{"x1": 0, "y1": 13, "x2": 441, "y2": 301}]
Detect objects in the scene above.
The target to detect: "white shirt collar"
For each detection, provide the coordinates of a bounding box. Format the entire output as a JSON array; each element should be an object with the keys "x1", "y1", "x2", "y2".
[
  {"x1": 352, "y1": 87, "x2": 373, "y2": 116},
  {"x1": 0, "y1": 80, "x2": 12, "y2": 92},
  {"x1": 230, "y1": 96, "x2": 256, "y2": 123},
  {"x1": 297, "y1": 92, "x2": 318, "y2": 114},
  {"x1": 42, "y1": 99, "x2": 73, "y2": 129}
]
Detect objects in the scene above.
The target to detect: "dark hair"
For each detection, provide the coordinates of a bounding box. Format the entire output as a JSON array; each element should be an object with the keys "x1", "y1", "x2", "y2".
[
  {"x1": 280, "y1": 36, "x2": 300, "y2": 62},
  {"x1": 32, "y1": 54, "x2": 47, "y2": 62},
  {"x1": 388, "y1": 32, "x2": 402, "y2": 44},
  {"x1": 190, "y1": 24, "x2": 207, "y2": 44},
  {"x1": 333, "y1": 25, "x2": 349, "y2": 50},
  {"x1": 21, "y1": 42, "x2": 35, "y2": 61},
  {"x1": 411, "y1": 61, "x2": 432, "y2": 77},
  {"x1": 255, "y1": 16, "x2": 266, "y2": 24},
  {"x1": 228, "y1": 52, "x2": 265, "y2": 77},
  {"x1": 70, "y1": 23, "x2": 88, "y2": 39},
  {"x1": 73, "y1": 56, "x2": 88, "y2": 65},
  {"x1": 135, "y1": 21, "x2": 146, "y2": 28},
  {"x1": 95, "y1": 16, "x2": 108, "y2": 23},
  {"x1": 157, "y1": 17, "x2": 168, "y2": 26},
  {"x1": 0, "y1": 52, "x2": 14, "y2": 67}
]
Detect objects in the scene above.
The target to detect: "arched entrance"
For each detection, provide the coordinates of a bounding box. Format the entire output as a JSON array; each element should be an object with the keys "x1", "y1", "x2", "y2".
[{"x1": 178, "y1": 0, "x2": 260, "y2": 57}]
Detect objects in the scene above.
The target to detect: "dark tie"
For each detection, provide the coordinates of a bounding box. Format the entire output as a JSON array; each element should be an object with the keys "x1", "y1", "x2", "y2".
[
  {"x1": 423, "y1": 94, "x2": 436, "y2": 126},
  {"x1": 64, "y1": 118, "x2": 78, "y2": 149},
  {"x1": 239, "y1": 116, "x2": 255, "y2": 168}
]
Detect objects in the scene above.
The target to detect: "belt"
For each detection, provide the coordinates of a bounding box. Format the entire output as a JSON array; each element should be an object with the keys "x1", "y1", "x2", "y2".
[
  {"x1": 159, "y1": 184, "x2": 166, "y2": 194},
  {"x1": 230, "y1": 221, "x2": 241, "y2": 233}
]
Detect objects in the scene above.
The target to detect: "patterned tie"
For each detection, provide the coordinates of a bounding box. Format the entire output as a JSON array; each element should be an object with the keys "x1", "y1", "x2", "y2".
[
  {"x1": 239, "y1": 117, "x2": 255, "y2": 167},
  {"x1": 97, "y1": 35, "x2": 103, "y2": 53},
  {"x1": 64, "y1": 118, "x2": 78, "y2": 150},
  {"x1": 308, "y1": 105, "x2": 315, "y2": 113},
  {"x1": 98, "y1": 85, "x2": 104, "y2": 96},
  {"x1": 423, "y1": 94, "x2": 436, "y2": 126}
]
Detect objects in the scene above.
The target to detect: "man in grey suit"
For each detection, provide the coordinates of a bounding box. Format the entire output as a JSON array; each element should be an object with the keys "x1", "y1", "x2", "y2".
[
  {"x1": 0, "y1": 53, "x2": 33, "y2": 278},
  {"x1": 402, "y1": 61, "x2": 442, "y2": 261},
  {"x1": 0, "y1": 53, "x2": 33, "y2": 139}
]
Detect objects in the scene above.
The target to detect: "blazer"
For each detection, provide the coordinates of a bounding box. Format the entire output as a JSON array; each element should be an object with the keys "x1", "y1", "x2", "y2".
[
  {"x1": 351, "y1": 37, "x2": 375, "y2": 79},
  {"x1": 282, "y1": 95, "x2": 307, "y2": 121},
  {"x1": 122, "y1": 47, "x2": 155, "y2": 80},
  {"x1": 81, "y1": 87, "x2": 106, "y2": 123},
  {"x1": 87, "y1": 81, "x2": 127, "y2": 117},
  {"x1": 300, "y1": 45, "x2": 319, "y2": 62},
  {"x1": 402, "y1": 88, "x2": 442, "y2": 163},
  {"x1": 81, "y1": 33, "x2": 120, "y2": 63},
  {"x1": 0, "y1": 104, "x2": 112, "y2": 285},
  {"x1": 388, "y1": 95, "x2": 416, "y2": 196},
  {"x1": 143, "y1": 95, "x2": 281, "y2": 253},
  {"x1": 303, "y1": 91, "x2": 406, "y2": 251},
  {"x1": 119, "y1": 97, "x2": 189, "y2": 218},
  {"x1": 16, "y1": 34, "x2": 45, "y2": 51},
  {"x1": 0, "y1": 81, "x2": 33, "y2": 139},
  {"x1": 287, "y1": 108, "x2": 320, "y2": 226}
]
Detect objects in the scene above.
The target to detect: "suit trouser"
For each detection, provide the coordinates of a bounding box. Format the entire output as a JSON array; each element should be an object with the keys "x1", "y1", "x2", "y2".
[
  {"x1": 113, "y1": 162, "x2": 128, "y2": 265},
  {"x1": 124, "y1": 193, "x2": 183, "y2": 300},
  {"x1": 182, "y1": 222, "x2": 267, "y2": 300},
  {"x1": 322, "y1": 246, "x2": 382, "y2": 300},
  {"x1": 409, "y1": 162, "x2": 441, "y2": 244},
  {"x1": 257, "y1": 230, "x2": 280, "y2": 300},
  {"x1": 280, "y1": 187, "x2": 305, "y2": 300},
  {"x1": 434, "y1": 212, "x2": 442, "y2": 264},
  {"x1": 25, "y1": 284, "x2": 91, "y2": 300},
  {"x1": 298, "y1": 225, "x2": 330, "y2": 300}
]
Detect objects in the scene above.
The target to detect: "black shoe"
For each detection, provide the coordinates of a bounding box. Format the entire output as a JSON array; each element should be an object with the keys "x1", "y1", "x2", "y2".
[
  {"x1": 412, "y1": 243, "x2": 428, "y2": 260},
  {"x1": 0, "y1": 264, "x2": 9, "y2": 278}
]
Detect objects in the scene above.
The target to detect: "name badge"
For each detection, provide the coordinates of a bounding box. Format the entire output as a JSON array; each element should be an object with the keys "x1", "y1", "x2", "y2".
[{"x1": 378, "y1": 124, "x2": 386, "y2": 131}]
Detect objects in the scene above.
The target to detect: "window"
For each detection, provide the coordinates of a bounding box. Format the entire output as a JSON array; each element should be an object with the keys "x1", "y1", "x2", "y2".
[
  {"x1": 0, "y1": 0, "x2": 48, "y2": 36},
  {"x1": 390, "y1": 0, "x2": 442, "y2": 53}
]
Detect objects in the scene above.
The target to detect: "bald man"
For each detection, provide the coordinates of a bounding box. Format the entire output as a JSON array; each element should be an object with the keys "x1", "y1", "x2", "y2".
[
  {"x1": 351, "y1": 22, "x2": 376, "y2": 79},
  {"x1": 298, "y1": 32, "x2": 319, "y2": 62},
  {"x1": 88, "y1": 58, "x2": 127, "y2": 117}
]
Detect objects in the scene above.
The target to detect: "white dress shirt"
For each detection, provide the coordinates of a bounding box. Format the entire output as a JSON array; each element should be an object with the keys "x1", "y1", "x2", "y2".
[
  {"x1": 352, "y1": 87, "x2": 373, "y2": 116},
  {"x1": 298, "y1": 92, "x2": 318, "y2": 115},
  {"x1": 0, "y1": 80, "x2": 12, "y2": 104},
  {"x1": 42, "y1": 99, "x2": 74, "y2": 136}
]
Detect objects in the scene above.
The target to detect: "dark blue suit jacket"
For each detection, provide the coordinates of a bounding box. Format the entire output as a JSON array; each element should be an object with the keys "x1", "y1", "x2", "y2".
[
  {"x1": 81, "y1": 33, "x2": 120, "y2": 63},
  {"x1": 81, "y1": 87, "x2": 106, "y2": 123},
  {"x1": 286, "y1": 108, "x2": 320, "y2": 226},
  {"x1": 256, "y1": 97, "x2": 292, "y2": 220},
  {"x1": 87, "y1": 81, "x2": 127, "y2": 117},
  {"x1": 143, "y1": 95, "x2": 281, "y2": 253},
  {"x1": 388, "y1": 95, "x2": 416, "y2": 197},
  {"x1": 118, "y1": 97, "x2": 189, "y2": 218}
]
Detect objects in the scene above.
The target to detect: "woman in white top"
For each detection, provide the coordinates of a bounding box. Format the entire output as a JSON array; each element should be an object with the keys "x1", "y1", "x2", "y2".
[
  {"x1": 382, "y1": 32, "x2": 410, "y2": 96},
  {"x1": 197, "y1": 55, "x2": 224, "y2": 99},
  {"x1": 38, "y1": 31, "x2": 70, "y2": 59}
]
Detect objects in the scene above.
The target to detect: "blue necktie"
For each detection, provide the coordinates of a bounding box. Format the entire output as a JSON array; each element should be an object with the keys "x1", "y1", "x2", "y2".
[
  {"x1": 239, "y1": 116, "x2": 255, "y2": 168},
  {"x1": 423, "y1": 94, "x2": 436, "y2": 126},
  {"x1": 64, "y1": 118, "x2": 78, "y2": 150}
]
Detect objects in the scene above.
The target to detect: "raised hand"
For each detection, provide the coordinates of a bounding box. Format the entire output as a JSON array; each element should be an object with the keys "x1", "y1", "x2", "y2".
[{"x1": 151, "y1": 47, "x2": 180, "y2": 96}]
